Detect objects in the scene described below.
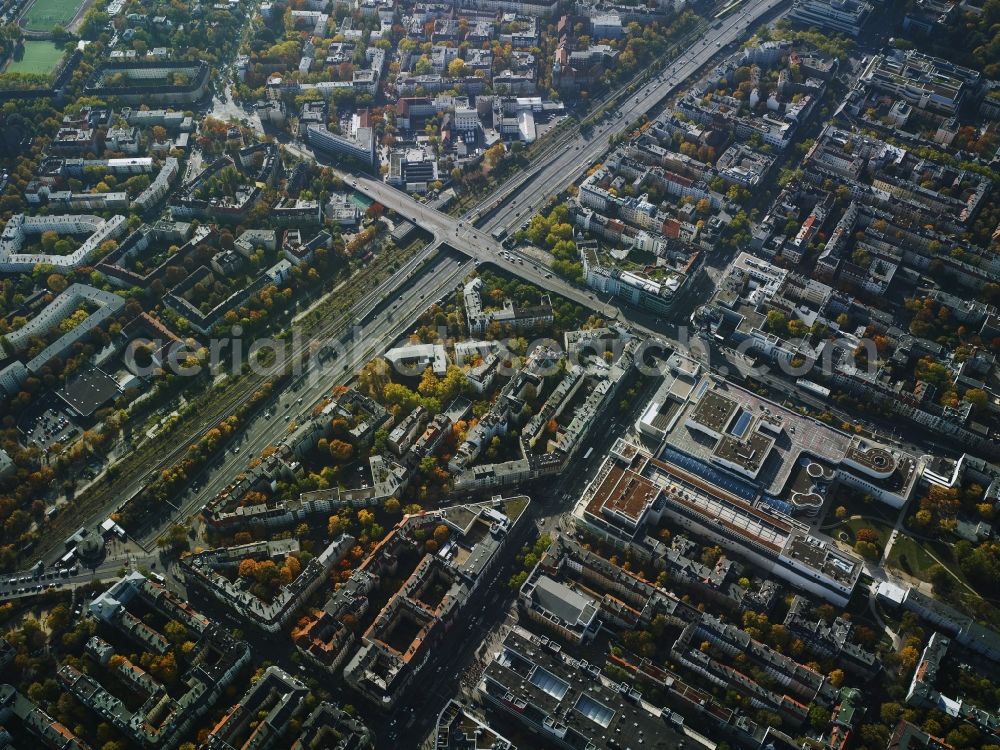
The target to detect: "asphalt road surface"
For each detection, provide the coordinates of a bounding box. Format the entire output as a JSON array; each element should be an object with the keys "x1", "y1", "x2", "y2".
[
  {"x1": 32, "y1": 0, "x2": 788, "y2": 575},
  {"x1": 477, "y1": 0, "x2": 789, "y2": 237},
  {"x1": 142, "y1": 251, "x2": 474, "y2": 546}
]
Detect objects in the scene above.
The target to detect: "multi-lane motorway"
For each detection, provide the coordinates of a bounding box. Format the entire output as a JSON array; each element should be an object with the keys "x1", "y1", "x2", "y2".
[
  {"x1": 287, "y1": 0, "x2": 791, "y2": 323},
  {"x1": 282, "y1": 0, "x2": 790, "y2": 317},
  {"x1": 476, "y1": 0, "x2": 788, "y2": 237},
  {"x1": 7, "y1": 0, "x2": 805, "y2": 739},
  {"x1": 143, "y1": 0, "x2": 792, "y2": 540},
  {"x1": 141, "y1": 250, "x2": 475, "y2": 546},
  {"x1": 35, "y1": 0, "x2": 787, "y2": 565}
]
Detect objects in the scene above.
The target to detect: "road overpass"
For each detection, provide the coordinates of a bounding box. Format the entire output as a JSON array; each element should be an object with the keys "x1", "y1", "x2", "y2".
[
  {"x1": 141, "y1": 0, "x2": 794, "y2": 547},
  {"x1": 41, "y1": 0, "x2": 787, "y2": 559},
  {"x1": 287, "y1": 0, "x2": 789, "y2": 324}
]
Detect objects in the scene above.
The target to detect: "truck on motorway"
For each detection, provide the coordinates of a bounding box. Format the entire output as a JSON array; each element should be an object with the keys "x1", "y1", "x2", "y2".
[{"x1": 491, "y1": 228, "x2": 507, "y2": 241}]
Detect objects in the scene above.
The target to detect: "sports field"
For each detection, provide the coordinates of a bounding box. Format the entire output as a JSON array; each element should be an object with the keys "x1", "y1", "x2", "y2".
[
  {"x1": 4, "y1": 40, "x2": 63, "y2": 74},
  {"x1": 21, "y1": 0, "x2": 83, "y2": 32}
]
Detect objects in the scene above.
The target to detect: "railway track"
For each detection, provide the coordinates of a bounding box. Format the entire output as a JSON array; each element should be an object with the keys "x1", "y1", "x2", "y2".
[
  {"x1": 37, "y1": 239, "x2": 433, "y2": 558},
  {"x1": 144, "y1": 255, "x2": 473, "y2": 545}
]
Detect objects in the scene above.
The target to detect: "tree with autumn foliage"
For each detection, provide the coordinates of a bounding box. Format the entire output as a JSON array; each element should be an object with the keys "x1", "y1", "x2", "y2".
[
  {"x1": 162, "y1": 620, "x2": 188, "y2": 645},
  {"x1": 855, "y1": 528, "x2": 880, "y2": 545},
  {"x1": 280, "y1": 555, "x2": 302, "y2": 584},
  {"x1": 328, "y1": 513, "x2": 349, "y2": 537},
  {"x1": 485, "y1": 142, "x2": 506, "y2": 168},
  {"x1": 357, "y1": 358, "x2": 391, "y2": 399},
  {"x1": 238, "y1": 558, "x2": 258, "y2": 579},
  {"x1": 155, "y1": 652, "x2": 179, "y2": 683},
  {"x1": 898, "y1": 645, "x2": 920, "y2": 671},
  {"x1": 329, "y1": 439, "x2": 353, "y2": 463}
]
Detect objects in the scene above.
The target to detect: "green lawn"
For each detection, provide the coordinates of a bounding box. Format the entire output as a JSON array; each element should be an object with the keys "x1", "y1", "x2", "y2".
[
  {"x1": 502, "y1": 495, "x2": 530, "y2": 523},
  {"x1": 22, "y1": 0, "x2": 82, "y2": 32},
  {"x1": 841, "y1": 516, "x2": 892, "y2": 544},
  {"x1": 822, "y1": 488, "x2": 899, "y2": 564},
  {"x1": 885, "y1": 530, "x2": 975, "y2": 592},
  {"x1": 886, "y1": 534, "x2": 940, "y2": 578},
  {"x1": 885, "y1": 532, "x2": 1000, "y2": 623},
  {"x1": 823, "y1": 493, "x2": 894, "y2": 540},
  {"x1": 5, "y1": 41, "x2": 64, "y2": 74}
]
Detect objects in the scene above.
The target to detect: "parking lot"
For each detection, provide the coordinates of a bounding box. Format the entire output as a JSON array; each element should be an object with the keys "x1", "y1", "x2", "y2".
[
  {"x1": 0, "y1": 564, "x2": 78, "y2": 599},
  {"x1": 19, "y1": 404, "x2": 78, "y2": 452}
]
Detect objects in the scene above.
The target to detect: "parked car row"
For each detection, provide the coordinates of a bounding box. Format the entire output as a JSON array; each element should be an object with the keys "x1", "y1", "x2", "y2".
[{"x1": 0, "y1": 565, "x2": 79, "y2": 598}]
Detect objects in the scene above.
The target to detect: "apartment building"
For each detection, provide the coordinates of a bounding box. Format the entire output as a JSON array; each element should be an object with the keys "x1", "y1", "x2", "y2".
[
  {"x1": 905, "y1": 632, "x2": 1000, "y2": 743},
  {"x1": 582, "y1": 256, "x2": 683, "y2": 317},
  {"x1": 181, "y1": 536, "x2": 355, "y2": 633},
  {"x1": 859, "y1": 49, "x2": 981, "y2": 115},
  {"x1": 291, "y1": 703, "x2": 374, "y2": 749},
  {"x1": 875, "y1": 580, "x2": 1000, "y2": 662},
  {"x1": 0, "y1": 283, "x2": 126, "y2": 395},
  {"x1": 386, "y1": 148, "x2": 439, "y2": 192},
  {"x1": 0, "y1": 213, "x2": 127, "y2": 273},
  {"x1": 434, "y1": 700, "x2": 515, "y2": 750},
  {"x1": 340, "y1": 498, "x2": 529, "y2": 707},
  {"x1": 463, "y1": 277, "x2": 553, "y2": 334},
  {"x1": 519, "y1": 533, "x2": 697, "y2": 645},
  {"x1": 67, "y1": 573, "x2": 250, "y2": 748},
  {"x1": 204, "y1": 667, "x2": 309, "y2": 750},
  {"x1": 671, "y1": 612, "x2": 837, "y2": 727},
  {"x1": 85, "y1": 61, "x2": 211, "y2": 104},
  {"x1": 169, "y1": 146, "x2": 280, "y2": 223},
  {"x1": 783, "y1": 595, "x2": 880, "y2": 677}
]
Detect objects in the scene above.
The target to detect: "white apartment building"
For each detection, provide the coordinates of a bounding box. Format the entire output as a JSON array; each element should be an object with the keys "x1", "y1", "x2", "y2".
[{"x1": 0, "y1": 214, "x2": 127, "y2": 273}]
